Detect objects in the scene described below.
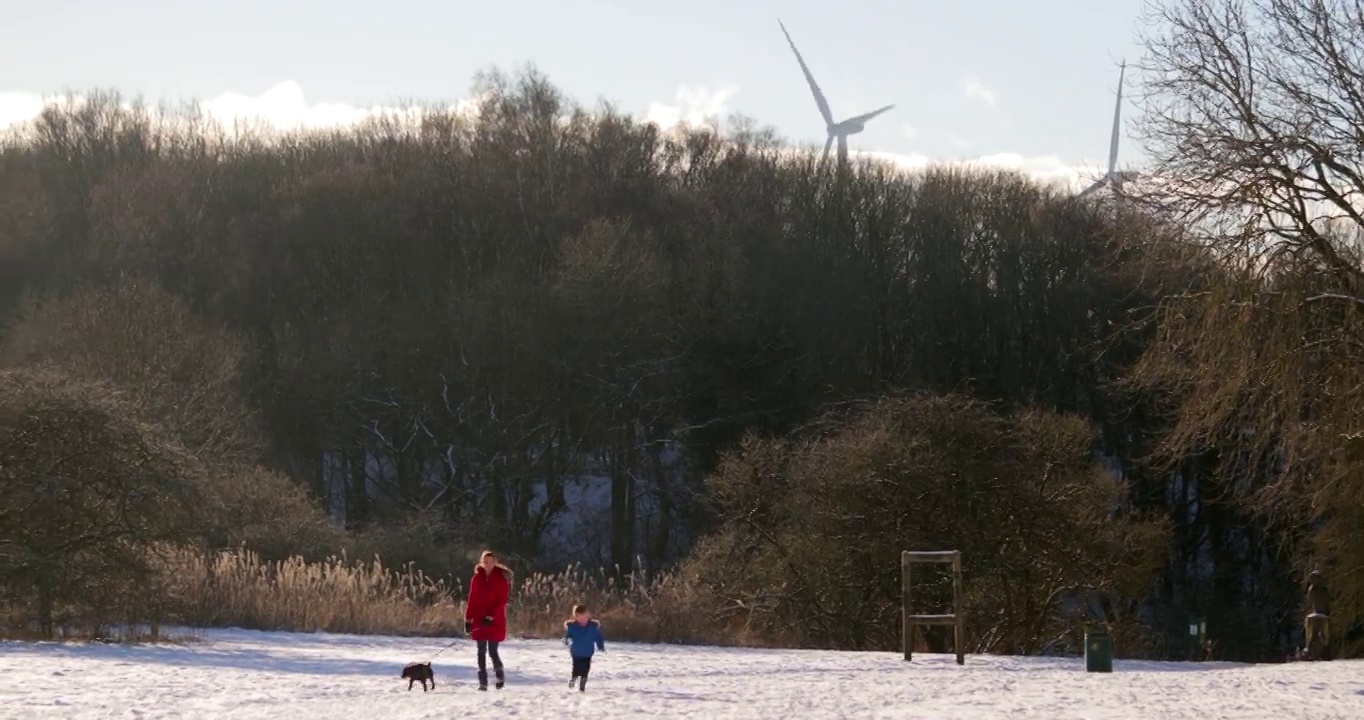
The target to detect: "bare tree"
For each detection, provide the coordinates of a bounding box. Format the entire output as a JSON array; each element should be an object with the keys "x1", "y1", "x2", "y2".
[
  {"x1": 684, "y1": 393, "x2": 1169, "y2": 654},
  {"x1": 0, "y1": 69, "x2": 1220, "y2": 652},
  {"x1": 1135, "y1": 0, "x2": 1364, "y2": 656},
  {"x1": 1, "y1": 367, "x2": 206, "y2": 637},
  {"x1": 1136, "y1": 0, "x2": 1364, "y2": 284},
  {"x1": 0, "y1": 278, "x2": 263, "y2": 465}
]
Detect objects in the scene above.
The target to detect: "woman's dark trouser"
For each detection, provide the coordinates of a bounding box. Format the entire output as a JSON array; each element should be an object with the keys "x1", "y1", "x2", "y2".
[{"x1": 476, "y1": 640, "x2": 503, "y2": 672}]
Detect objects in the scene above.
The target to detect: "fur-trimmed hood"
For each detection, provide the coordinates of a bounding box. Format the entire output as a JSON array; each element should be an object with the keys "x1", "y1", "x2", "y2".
[
  {"x1": 563, "y1": 618, "x2": 601, "y2": 630},
  {"x1": 474, "y1": 563, "x2": 514, "y2": 581}
]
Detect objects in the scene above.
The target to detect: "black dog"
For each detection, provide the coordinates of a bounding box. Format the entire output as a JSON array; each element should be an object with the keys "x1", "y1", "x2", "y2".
[{"x1": 401, "y1": 662, "x2": 435, "y2": 691}]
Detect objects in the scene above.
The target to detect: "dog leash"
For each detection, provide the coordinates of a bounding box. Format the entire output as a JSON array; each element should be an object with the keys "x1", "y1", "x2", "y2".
[{"x1": 425, "y1": 636, "x2": 463, "y2": 663}]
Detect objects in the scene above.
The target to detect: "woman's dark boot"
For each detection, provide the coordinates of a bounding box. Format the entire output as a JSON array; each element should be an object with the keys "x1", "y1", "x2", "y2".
[
  {"x1": 477, "y1": 670, "x2": 488, "y2": 691},
  {"x1": 494, "y1": 665, "x2": 505, "y2": 689}
]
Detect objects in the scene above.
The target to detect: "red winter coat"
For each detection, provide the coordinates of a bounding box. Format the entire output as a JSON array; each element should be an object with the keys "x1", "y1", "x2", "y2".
[{"x1": 465, "y1": 564, "x2": 511, "y2": 642}]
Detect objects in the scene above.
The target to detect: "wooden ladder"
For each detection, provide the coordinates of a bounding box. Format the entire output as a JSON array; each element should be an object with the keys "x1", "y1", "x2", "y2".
[{"x1": 902, "y1": 550, "x2": 964, "y2": 665}]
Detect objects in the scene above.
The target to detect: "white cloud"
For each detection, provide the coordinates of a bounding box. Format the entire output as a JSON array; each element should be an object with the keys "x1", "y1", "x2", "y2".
[
  {"x1": 644, "y1": 85, "x2": 737, "y2": 130},
  {"x1": 640, "y1": 87, "x2": 1099, "y2": 191},
  {"x1": 0, "y1": 81, "x2": 1105, "y2": 192},
  {"x1": 200, "y1": 81, "x2": 485, "y2": 131},
  {"x1": 202, "y1": 81, "x2": 376, "y2": 129},
  {"x1": 0, "y1": 82, "x2": 486, "y2": 136},
  {"x1": 969, "y1": 152, "x2": 1100, "y2": 186},
  {"x1": 0, "y1": 91, "x2": 47, "y2": 130},
  {"x1": 855, "y1": 149, "x2": 1101, "y2": 191},
  {"x1": 964, "y1": 80, "x2": 995, "y2": 107}
]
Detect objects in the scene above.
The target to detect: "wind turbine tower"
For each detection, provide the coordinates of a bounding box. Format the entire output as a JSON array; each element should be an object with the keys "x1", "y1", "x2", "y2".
[
  {"x1": 1078, "y1": 60, "x2": 1138, "y2": 197},
  {"x1": 778, "y1": 19, "x2": 894, "y2": 168}
]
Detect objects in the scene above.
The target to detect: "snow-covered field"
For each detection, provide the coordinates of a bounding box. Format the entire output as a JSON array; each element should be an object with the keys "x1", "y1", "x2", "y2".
[{"x1": 2, "y1": 629, "x2": 1362, "y2": 719}]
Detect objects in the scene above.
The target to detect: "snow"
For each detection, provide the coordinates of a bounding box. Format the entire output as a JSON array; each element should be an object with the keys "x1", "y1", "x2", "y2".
[{"x1": 2, "y1": 629, "x2": 1362, "y2": 719}]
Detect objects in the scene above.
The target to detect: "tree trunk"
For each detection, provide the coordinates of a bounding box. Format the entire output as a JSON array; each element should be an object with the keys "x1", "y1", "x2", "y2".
[
  {"x1": 649, "y1": 441, "x2": 671, "y2": 567},
  {"x1": 36, "y1": 570, "x2": 54, "y2": 640},
  {"x1": 609, "y1": 424, "x2": 636, "y2": 574},
  {"x1": 346, "y1": 448, "x2": 369, "y2": 529}
]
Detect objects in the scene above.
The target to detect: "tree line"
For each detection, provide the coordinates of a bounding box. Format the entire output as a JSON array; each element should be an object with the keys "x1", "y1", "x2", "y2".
[{"x1": 4, "y1": 0, "x2": 1364, "y2": 660}]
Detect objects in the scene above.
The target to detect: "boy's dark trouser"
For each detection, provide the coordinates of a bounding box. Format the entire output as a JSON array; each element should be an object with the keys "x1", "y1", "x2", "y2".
[{"x1": 571, "y1": 656, "x2": 592, "y2": 680}]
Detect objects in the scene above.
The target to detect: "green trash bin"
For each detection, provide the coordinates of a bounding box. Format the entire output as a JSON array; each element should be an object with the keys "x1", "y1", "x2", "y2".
[{"x1": 1085, "y1": 626, "x2": 1113, "y2": 673}]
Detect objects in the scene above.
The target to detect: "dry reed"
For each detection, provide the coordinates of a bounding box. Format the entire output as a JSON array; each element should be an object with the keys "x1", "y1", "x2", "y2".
[
  {"x1": 510, "y1": 562, "x2": 693, "y2": 642},
  {"x1": 152, "y1": 546, "x2": 463, "y2": 637},
  {"x1": 149, "y1": 547, "x2": 702, "y2": 643}
]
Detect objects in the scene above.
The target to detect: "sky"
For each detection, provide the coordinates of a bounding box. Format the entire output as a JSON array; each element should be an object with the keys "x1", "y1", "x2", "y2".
[{"x1": 0, "y1": 0, "x2": 1149, "y2": 185}]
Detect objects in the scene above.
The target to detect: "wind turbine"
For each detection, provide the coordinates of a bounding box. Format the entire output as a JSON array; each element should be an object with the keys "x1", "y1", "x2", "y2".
[
  {"x1": 778, "y1": 19, "x2": 894, "y2": 167},
  {"x1": 1078, "y1": 60, "x2": 1138, "y2": 198}
]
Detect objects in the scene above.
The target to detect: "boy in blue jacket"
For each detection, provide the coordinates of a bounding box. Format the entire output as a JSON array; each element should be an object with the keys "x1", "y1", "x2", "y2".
[{"x1": 563, "y1": 604, "x2": 605, "y2": 691}]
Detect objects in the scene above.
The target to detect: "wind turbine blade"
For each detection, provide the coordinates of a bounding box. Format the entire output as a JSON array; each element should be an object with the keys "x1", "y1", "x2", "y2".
[
  {"x1": 1077, "y1": 179, "x2": 1105, "y2": 198},
  {"x1": 778, "y1": 19, "x2": 835, "y2": 126},
  {"x1": 1107, "y1": 60, "x2": 1125, "y2": 176},
  {"x1": 837, "y1": 135, "x2": 848, "y2": 165},
  {"x1": 822, "y1": 134, "x2": 834, "y2": 165},
  {"x1": 845, "y1": 104, "x2": 895, "y2": 125}
]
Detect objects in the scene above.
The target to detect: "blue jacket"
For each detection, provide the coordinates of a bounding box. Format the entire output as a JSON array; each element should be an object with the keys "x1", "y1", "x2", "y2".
[{"x1": 563, "y1": 619, "x2": 605, "y2": 658}]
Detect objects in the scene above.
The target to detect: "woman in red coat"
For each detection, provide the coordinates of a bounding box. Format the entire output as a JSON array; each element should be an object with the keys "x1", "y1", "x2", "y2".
[{"x1": 465, "y1": 549, "x2": 512, "y2": 690}]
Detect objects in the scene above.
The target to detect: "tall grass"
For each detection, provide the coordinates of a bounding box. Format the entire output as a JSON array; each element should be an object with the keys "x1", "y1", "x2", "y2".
[
  {"x1": 153, "y1": 547, "x2": 464, "y2": 636},
  {"x1": 511, "y1": 563, "x2": 695, "y2": 643},
  {"x1": 149, "y1": 547, "x2": 703, "y2": 644}
]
